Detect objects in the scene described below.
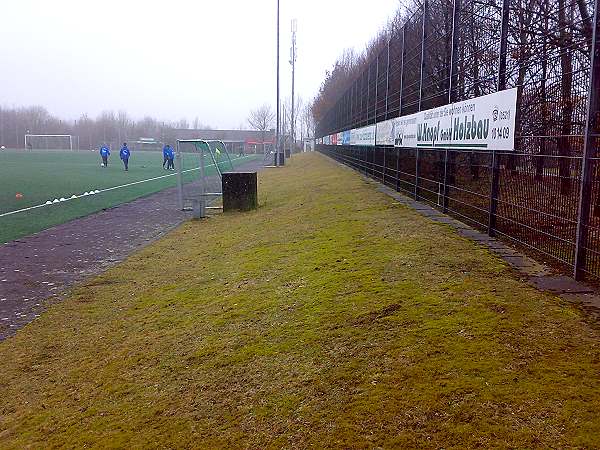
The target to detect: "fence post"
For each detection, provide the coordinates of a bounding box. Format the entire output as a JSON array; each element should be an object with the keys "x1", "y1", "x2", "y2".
[
  {"x1": 574, "y1": 0, "x2": 600, "y2": 280},
  {"x1": 496, "y1": 0, "x2": 509, "y2": 92},
  {"x1": 415, "y1": 148, "x2": 420, "y2": 200},
  {"x1": 360, "y1": 75, "x2": 364, "y2": 127},
  {"x1": 442, "y1": 0, "x2": 461, "y2": 214},
  {"x1": 414, "y1": 1, "x2": 427, "y2": 200},
  {"x1": 418, "y1": 0, "x2": 429, "y2": 111},
  {"x1": 448, "y1": 0, "x2": 461, "y2": 104},
  {"x1": 385, "y1": 39, "x2": 390, "y2": 119},
  {"x1": 442, "y1": 149, "x2": 450, "y2": 212},
  {"x1": 395, "y1": 148, "x2": 401, "y2": 192},
  {"x1": 399, "y1": 27, "x2": 406, "y2": 115},
  {"x1": 487, "y1": 0, "x2": 510, "y2": 237},
  {"x1": 374, "y1": 53, "x2": 379, "y2": 124},
  {"x1": 348, "y1": 91, "x2": 352, "y2": 129},
  {"x1": 383, "y1": 146, "x2": 386, "y2": 183},
  {"x1": 350, "y1": 82, "x2": 354, "y2": 127},
  {"x1": 366, "y1": 66, "x2": 371, "y2": 127},
  {"x1": 395, "y1": 29, "x2": 405, "y2": 189},
  {"x1": 488, "y1": 151, "x2": 500, "y2": 236}
]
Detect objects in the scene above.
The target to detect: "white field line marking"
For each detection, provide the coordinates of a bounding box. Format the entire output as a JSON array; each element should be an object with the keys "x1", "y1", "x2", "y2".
[{"x1": 0, "y1": 156, "x2": 251, "y2": 218}]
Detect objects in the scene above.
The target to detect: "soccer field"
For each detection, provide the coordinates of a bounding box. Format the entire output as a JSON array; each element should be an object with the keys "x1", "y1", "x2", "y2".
[{"x1": 0, "y1": 150, "x2": 259, "y2": 243}]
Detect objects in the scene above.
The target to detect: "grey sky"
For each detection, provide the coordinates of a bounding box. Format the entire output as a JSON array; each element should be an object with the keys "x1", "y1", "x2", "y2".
[{"x1": 1, "y1": 0, "x2": 399, "y2": 128}]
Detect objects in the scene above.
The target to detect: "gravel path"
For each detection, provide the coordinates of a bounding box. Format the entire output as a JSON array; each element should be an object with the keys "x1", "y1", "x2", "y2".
[{"x1": 0, "y1": 159, "x2": 264, "y2": 340}]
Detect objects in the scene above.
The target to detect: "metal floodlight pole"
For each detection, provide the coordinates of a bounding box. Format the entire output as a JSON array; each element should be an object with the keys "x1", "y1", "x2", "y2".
[
  {"x1": 275, "y1": 0, "x2": 281, "y2": 166},
  {"x1": 290, "y1": 19, "x2": 297, "y2": 157}
]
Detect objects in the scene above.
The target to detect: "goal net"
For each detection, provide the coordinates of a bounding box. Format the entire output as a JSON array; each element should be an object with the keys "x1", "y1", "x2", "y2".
[
  {"x1": 24, "y1": 134, "x2": 73, "y2": 151},
  {"x1": 175, "y1": 139, "x2": 235, "y2": 212}
]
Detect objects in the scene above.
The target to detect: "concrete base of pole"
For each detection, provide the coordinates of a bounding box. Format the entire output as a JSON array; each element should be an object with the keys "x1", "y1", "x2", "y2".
[{"x1": 191, "y1": 199, "x2": 206, "y2": 219}]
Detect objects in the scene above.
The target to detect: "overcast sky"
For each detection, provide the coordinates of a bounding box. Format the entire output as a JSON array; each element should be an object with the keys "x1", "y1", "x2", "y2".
[{"x1": 1, "y1": 0, "x2": 400, "y2": 129}]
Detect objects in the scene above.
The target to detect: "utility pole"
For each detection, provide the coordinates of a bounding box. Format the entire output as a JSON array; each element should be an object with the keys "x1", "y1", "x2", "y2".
[
  {"x1": 275, "y1": 0, "x2": 281, "y2": 166},
  {"x1": 290, "y1": 19, "x2": 297, "y2": 157}
]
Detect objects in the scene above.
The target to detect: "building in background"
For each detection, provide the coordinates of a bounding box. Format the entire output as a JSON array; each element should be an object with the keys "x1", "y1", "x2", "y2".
[{"x1": 173, "y1": 129, "x2": 276, "y2": 155}]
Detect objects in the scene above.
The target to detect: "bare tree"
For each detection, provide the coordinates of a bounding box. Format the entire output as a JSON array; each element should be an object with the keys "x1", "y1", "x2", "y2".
[
  {"x1": 176, "y1": 118, "x2": 189, "y2": 129},
  {"x1": 284, "y1": 95, "x2": 303, "y2": 149},
  {"x1": 247, "y1": 104, "x2": 275, "y2": 154},
  {"x1": 117, "y1": 110, "x2": 131, "y2": 145},
  {"x1": 0, "y1": 103, "x2": 215, "y2": 150},
  {"x1": 300, "y1": 102, "x2": 315, "y2": 139}
]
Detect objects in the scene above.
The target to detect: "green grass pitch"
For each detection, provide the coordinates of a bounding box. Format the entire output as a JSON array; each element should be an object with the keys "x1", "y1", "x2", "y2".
[{"x1": 0, "y1": 150, "x2": 259, "y2": 244}]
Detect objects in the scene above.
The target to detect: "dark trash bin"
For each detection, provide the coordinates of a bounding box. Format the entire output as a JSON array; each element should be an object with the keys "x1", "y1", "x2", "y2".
[{"x1": 222, "y1": 172, "x2": 258, "y2": 212}]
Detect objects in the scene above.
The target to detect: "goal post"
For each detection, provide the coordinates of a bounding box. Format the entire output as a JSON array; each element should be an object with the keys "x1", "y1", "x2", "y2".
[{"x1": 24, "y1": 134, "x2": 73, "y2": 151}]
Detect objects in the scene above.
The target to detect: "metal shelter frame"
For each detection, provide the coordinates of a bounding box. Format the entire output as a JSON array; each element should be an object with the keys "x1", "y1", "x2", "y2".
[{"x1": 175, "y1": 139, "x2": 234, "y2": 216}]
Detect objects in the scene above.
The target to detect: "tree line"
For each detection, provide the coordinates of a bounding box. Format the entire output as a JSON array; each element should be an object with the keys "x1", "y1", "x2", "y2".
[
  {"x1": 312, "y1": 0, "x2": 594, "y2": 196},
  {"x1": 0, "y1": 105, "x2": 212, "y2": 149},
  {"x1": 1, "y1": 99, "x2": 317, "y2": 151},
  {"x1": 247, "y1": 96, "x2": 316, "y2": 147}
]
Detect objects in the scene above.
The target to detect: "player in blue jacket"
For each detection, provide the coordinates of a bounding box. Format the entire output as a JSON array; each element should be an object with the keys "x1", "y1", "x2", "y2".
[
  {"x1": 119, "y1": 143, "x2": 131, "y2": 171},
  {"x1": 162, "y1": 144, "x2": 170, "y2": 169},
  {"x1": 99, "y1": 144, "x2": 110, "y2": 167},
  {"x1": 166, "y1": 145, "x2": 175, "y2": 170}
]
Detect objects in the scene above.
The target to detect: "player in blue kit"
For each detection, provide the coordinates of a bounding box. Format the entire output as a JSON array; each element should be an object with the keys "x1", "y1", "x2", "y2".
[
  {"x1": 166, "y1": 145, "x2": 175, "y2": 170},
  {"x1": 99, "y1": 144, "x2": 110, "y2": 167},
  {"x1": 119, "y1": 143, "x2": 131, "y2": 171}
]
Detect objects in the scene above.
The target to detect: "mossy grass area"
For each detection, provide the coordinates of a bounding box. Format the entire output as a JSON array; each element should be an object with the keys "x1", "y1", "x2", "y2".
[{"x1": 1, "y1": 153, "x2": 599, "y2": 448}]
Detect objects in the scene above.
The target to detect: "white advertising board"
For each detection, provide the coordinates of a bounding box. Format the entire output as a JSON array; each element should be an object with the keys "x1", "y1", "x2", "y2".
[
  {"x1": 392, "y1": 88, "x2": 518, "y2": 150},
  {"x1": 350, "y1": 124, "x2": 376, "y2": 146},
  {"x1": 321, "y1": 89, "x2": 517, "y2": 151},
  {"x1": 375, "y1": 119, "x2": 395, "y2": 145}
]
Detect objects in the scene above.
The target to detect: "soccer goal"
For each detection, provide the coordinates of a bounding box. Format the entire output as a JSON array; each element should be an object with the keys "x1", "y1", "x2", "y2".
[{"x1": 24, "y1": 134, "x2": 73, "y2": 151}]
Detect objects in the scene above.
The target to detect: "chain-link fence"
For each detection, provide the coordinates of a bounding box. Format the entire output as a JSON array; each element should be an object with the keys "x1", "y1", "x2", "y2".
[{"x1": 316, "y1": 0, "x2": 600, "y2": 280}]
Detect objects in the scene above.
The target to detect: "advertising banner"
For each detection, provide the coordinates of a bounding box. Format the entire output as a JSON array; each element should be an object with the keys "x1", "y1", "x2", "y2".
[
  {"x1": 392, "y1": 88, "x2": 517, "y2": 151},
  {"x1": 375, "y1": 119, "x2": 395, "y2": 145},
  {"x1": 331, "y1": 133, "x2": 337, "y2": 145},
  {"x1": 342, "y1": 130, "x2": 351, "y2": 145},
  {"x1": 350, "y1": 124, "x2": 376, "y2": 146},
  {"x1": 336, "y1": 132, "x2": 343, "y2": 145}
]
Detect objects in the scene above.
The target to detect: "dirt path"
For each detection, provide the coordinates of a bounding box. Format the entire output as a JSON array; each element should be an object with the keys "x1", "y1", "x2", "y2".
[{"x1": 0, "y1": 159, "x2": 264, "y2": 340}]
